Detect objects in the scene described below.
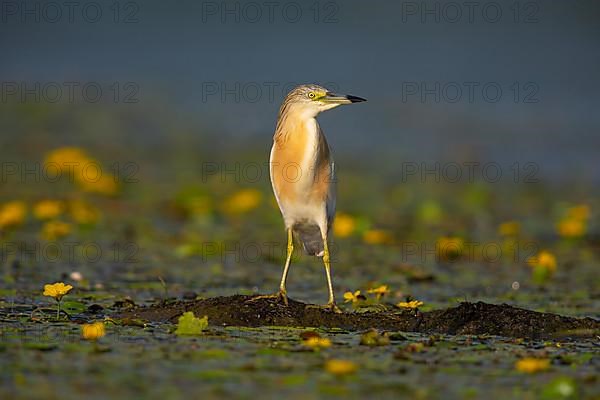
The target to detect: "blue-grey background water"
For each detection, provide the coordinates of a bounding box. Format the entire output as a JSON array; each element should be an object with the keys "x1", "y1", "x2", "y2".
[{"x1": 1, "y1": 0, "x2": 599, "y2": 182}]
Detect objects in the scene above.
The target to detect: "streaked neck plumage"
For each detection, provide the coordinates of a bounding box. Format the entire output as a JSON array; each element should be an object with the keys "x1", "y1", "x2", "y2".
[{"x1": 274, "y1": 103, "x2": 320, "y2": 144}]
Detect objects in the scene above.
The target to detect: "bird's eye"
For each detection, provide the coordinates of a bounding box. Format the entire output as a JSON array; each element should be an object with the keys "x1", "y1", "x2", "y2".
[{"x1": 308, "y1": 92, "x2": 316, "y2": 99}]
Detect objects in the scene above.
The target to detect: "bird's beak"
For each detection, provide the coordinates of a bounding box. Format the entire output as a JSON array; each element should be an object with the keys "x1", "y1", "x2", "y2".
[{"x1": 322, "y1": 92, "x2": 367, "y2": 104}]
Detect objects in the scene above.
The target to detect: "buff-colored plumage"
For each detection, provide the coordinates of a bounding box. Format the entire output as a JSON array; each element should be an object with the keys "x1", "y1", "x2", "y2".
[
  {"x1": 258, "y1": 84, "x2": 365, "y2": 312},
  {"x1": 271, "y1": 115, "x2": 334, "y2": 256}
]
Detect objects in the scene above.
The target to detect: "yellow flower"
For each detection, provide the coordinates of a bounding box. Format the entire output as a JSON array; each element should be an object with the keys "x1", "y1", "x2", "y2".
[
  {"x1": 43, "y1": 282, "x2": 73, "y2": 301},
  {"x1": 222, "y1": 189, "x2": 262, "y2": 214},
  {"x1": 324, "y1": 359, "x2": 358, "y2": 376},
  {"x1": 44, "y1": 147, "x2": 118, "y2": 196},
  {"x1": 527, "y1": 250, "x2": 557, "y2": 273},
  {"x1": 69, "y1": 199, "x2": 100, "y2": 225},
  {"x1": 362, "y1": 229, "x2": 393, "y2": 245},
  {"x1": 343, "y1": 290, "x2": 362, "y2": 303},
  {"x1": 436, "y1": 236, "x2": 464, "y2": 261},
  {"x1": 0, "y1": 201, "x2": 27, "y2": 228},
  {"x1": 334, "y1": 213, "x2": 356, "y2": 238},
  {"x1": 556, "y1": 218, "x2": 586, "y2": 238},
  {"x1": 566, "y1": 204, "x2": 590, "y2": 220},
  {"x1": 41, "y1": 220, "x2": 72, "y2": 240},
  {"x1": 303, "y1": 336, "x2": 332, "y2": 349},
  {"x1": 78, "y1": 176, "x2": 119, "y2": 196},
  {"x1": 44, "y1": 147, "x2": 91, "y2": 172},
  {"x1": 515, "y1": 357, "x2": 550, "y2": 373},
  {"x1": 556, "y1": 204, "x2": 590, "y2": 238},
  {"x1": 367, "y1": 285, "x2": 390, "y2": 300},
  {"x1": 44, "y1": 147, "x2": 89, "y2": 183},
  {"x1": 33, "y1": 200, "x2": 64, "y2": 220},
  {"x1": 82, "y1": 322, "x2": 106, "y2": 340},
  {"x1": 397, "y1": 300, "x2": 424, "y2": 309},
  {"x1": 498, "y1": 221, "x2": 520, "y2": 236}
]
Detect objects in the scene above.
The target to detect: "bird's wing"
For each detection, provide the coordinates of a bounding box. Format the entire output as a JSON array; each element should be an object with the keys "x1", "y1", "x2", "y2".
[{"x1": 326, "y1": 160, "x2": 336, "y2": 229}]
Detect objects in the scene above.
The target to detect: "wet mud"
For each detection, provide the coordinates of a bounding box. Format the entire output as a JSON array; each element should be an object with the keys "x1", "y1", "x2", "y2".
[{"x1": 117, "y1": 294, "x2": 600, "y2": 339}]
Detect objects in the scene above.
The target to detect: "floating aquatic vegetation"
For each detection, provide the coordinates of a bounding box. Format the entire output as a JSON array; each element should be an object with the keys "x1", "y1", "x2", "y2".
[
  {"x1": 367, "y1": 285, "x2": 390, "y2": 301},
  {"x1": 222, "y1": 189, "x2": 262, "y2": 215},
  {"x1": 324, "y1": 359, "x2": 358, "y2": 376},
  {"x1": 302, "y1": 335, "x2": 332, "y2": 350},
  {"x1": 43, "y1": 282, "x2": 73, "y2": 301},
  {"x1": 498, "y1": 220, "x2": 520, "y2": 237},
  {"x1": 556, "y1": 204, "x2": 590, "y2": 239},
  {"x1": 359, "y1": 329, "x2": 390, "y2": 346},
  {"x1": 43, "y1": 282, "x2": 73, "y2": 319},
  {"x1": 33, "y1": 199, "x2": 64, "y2": 220},
  {"x1": 527, "y1": 250, "x2": 557, "y2": 284},
  {"x1": 333, "y1": 213, "x2": 356, "y2": 237},
  {"x1": 436, "y1": 236, "x2": 464, "y2": 262},
  {"x1": 362, "y1": 229, "x2": 393, "y2": 245},
  {"x1": 515, "y1": 357, "x2": 551, "y2": 373},
  {"x1": 175, "y1": 312, "x2": 208, "y2": 336},
  {"x1": 69, "y1": 199, "x2": 101, "y2": 225},
  {"x1": 44, "y1": 147, "x2": 119, "y2": 196},
  {"x1": 82, "y1": 321, "x2": 106, "y2": 341},
  {"x1": 343, "y1": 290, "x2": 364, "y2": 304},
  {"x1": 0, "y1": 200, "x2": 27, "y2": 229},
  {"x1": 397, "y1": 300, "x2": 424, "y2": 309},
  {"x1": 41, "y1": 220, "x2": 72, "y2": 240}
]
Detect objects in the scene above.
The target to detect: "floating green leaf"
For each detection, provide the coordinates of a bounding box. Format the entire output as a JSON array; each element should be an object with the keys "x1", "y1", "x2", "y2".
[
  {"x1": 61, "y1": 300, "x2": 87, "y2": 314},
  {"x1": 174, "y1": 312, "x2": 208, "y2": 336},
  {"x1": 541, "y1": 377, "x2": 577, "y2": 399}
]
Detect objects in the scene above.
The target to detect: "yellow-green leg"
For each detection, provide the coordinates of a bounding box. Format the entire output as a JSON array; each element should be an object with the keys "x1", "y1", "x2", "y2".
[
  {"x1": 277, "y1": 228, "x2": 294, "y2": 304},
  {"x1": 248, "y1": 228, "x2": 292, "y2": 305},
  {"x1": 322, "y1": 239, "x2": 341, "y2": 313}
]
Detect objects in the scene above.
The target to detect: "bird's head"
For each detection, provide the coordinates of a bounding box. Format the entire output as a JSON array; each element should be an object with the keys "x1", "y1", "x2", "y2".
[{"x1": 279, "y1": 84, "x2": 366, "y2": 119}]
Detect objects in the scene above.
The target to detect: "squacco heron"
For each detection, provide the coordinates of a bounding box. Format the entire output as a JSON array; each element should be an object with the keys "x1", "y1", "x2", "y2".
[{"x1": 263, "y1": 84, "x2": 366, "y2": 312}]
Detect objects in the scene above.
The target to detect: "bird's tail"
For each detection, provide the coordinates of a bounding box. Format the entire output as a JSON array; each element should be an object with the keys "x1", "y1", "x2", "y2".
[{"x1": 293, "y1": 223, "x2": 324, "y2": 257}]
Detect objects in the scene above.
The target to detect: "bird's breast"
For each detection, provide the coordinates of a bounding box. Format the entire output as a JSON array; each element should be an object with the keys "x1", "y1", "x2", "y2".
[{"x1": 270, "y1": 119, "x2": 332, "y2": 212}]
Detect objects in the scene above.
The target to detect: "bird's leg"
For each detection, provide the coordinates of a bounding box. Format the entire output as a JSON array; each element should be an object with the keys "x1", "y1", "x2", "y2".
[
  {"x1": 322, "y1": 239, "x2": 342, "y2": 313},
  {"x1": 305, "y1": 237, "x2": 342, "y2": 313},
  {"x1": 276, "y1": 227, "x2": 294, "y2": 304},
  {"x1": 247, "y1": 228, "x2": 292, "y2": 305}
]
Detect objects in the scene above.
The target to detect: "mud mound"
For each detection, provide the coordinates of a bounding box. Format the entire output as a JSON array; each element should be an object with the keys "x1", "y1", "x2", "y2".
[{"x1": 117, "y1": 295, "x2": 599, "y2": 339}]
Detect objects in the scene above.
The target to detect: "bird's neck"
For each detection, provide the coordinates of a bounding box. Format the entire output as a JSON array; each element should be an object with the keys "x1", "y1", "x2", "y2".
[{"x1": 274, "y1": 110, "x2": 320, "y2": 144}]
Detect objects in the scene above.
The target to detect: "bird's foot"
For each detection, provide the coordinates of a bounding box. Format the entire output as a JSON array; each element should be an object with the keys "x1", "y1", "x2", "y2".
[
  {"x1": 305, "y1": 302, "x2": 343, "y2": 314},
  {"x1": 247, "y1": 290, "x2": 288, "y2": 306}
]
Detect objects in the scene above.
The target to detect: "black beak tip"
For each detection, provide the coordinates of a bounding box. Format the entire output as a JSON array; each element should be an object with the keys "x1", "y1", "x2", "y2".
[{"x1": 347, "y1": 95, "x2": 367, "y2": 103}]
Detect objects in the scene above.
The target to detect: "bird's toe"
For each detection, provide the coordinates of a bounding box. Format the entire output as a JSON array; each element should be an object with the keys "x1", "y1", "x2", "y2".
[
  {"x1": 329, "y1": 303, "x2": 343, "y2": 314},
  {"x1": 277, "y1": 290, "x2": 289, "y2": 306},
  {"x1": 305, "y1": 303, "x2": 343, "y2": 314}
]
